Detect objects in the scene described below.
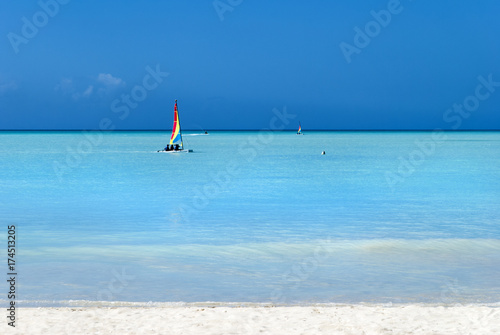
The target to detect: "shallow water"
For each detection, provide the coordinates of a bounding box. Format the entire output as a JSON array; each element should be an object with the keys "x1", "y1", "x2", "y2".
[{"x1": 0, "y1": 131, "x2": 499, "y2": 305}]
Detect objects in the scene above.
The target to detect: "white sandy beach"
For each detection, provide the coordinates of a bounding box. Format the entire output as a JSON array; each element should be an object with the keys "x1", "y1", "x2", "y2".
[{"x1": 2, "y1": 304, "x2": 499, "y2": 335}]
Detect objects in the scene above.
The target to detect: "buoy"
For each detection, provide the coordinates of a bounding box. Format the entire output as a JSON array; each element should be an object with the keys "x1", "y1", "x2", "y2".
[{"x1": 321, "y1": 151, "x2": 326, "y2": 155}]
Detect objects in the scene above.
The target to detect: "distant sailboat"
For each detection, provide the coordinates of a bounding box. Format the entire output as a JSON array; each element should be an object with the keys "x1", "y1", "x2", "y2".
[
  {"x1": 297, "y1": 122, "x2": 303, "y2": 135},
  {"x1": 158, "y1": 100, "x2": 193, "y2": 153}
]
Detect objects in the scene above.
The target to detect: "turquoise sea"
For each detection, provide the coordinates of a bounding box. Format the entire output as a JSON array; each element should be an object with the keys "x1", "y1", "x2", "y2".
[{"x1": 1, "y1": 131, "x2": 499, "y2": 306}]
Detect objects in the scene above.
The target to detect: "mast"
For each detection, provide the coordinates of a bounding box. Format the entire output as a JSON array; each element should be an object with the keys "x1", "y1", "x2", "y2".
[
  {"x1": 169, "y1": 99, "x2": 183, "y2": 149},
  {"x1": 176, "y1": 100, "x2": 183, "y2": 149}
]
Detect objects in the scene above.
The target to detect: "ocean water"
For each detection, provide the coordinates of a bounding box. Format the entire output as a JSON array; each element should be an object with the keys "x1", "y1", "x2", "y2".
[{"x1": 0, "y1": 131, "x2": 499, "y2": 306}]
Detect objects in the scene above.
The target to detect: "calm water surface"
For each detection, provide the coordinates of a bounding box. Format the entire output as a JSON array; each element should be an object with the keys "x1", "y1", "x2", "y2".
[{"x1": 0, "y1": 131, "x2": 499, "y2": 305}]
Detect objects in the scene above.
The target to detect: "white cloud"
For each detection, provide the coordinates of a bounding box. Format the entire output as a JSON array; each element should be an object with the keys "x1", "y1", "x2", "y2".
[
  {"x1": 0, "y1": 81, "x2": 18, "y2": 94},
  {"x1": 55, "y1": 73, "x2": 124, "y2": 100},
  {"x1": 97, "y1": 73, "x2": 125, "y2": 87},
  {"x1": 0, "y1": 74, "x2": 18, "y2": 95},
  {"x1": 54, "y1": 78, "x2": 73, "y2": 93},
  {"x1": 82, "y1": 85, "x2": 94, "y2": 97},
  {"x1": 71, "y1": 85, "x2": 94, "y2": 100}
]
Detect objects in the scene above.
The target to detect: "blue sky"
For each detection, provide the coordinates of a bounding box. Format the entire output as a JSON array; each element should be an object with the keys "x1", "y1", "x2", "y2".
[{"x1": 1, "y1": 0, "x2": 499, "y2": 130}]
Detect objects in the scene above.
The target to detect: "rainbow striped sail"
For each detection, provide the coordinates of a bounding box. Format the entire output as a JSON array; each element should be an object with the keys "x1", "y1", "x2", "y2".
[
  {"x1": 169, "y1": 100, "x2": 183, "y2": 148},
  {"x1": 297, "y1": 122, "x2": 302, "y2": 134}
]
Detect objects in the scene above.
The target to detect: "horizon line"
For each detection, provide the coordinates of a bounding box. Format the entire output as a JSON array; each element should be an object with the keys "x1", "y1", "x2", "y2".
[{"x1": 1, "y1": 129, "x2": 499, "y2": 132}]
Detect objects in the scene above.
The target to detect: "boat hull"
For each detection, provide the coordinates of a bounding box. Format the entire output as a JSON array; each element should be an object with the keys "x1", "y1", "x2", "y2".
[{"x1": 157, "y1": 149, "x2": 193, "y2": 153}]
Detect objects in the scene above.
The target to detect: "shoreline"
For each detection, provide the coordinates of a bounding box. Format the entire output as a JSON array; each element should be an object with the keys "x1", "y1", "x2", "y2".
[
  {"x1": 7, "y1": 300, "x2": 500, "y2": 308},
  {"x1": 2, "y1": 304, "x2": 499, "y2": 334}
]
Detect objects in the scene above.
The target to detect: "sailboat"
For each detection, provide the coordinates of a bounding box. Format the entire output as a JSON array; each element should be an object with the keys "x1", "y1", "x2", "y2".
[
  {"x1": 297, "y1": 122, "x2": 303, "y2": 135},
  {"x1": 158, "y1": 100, "x2": 193, "y2": 153}
]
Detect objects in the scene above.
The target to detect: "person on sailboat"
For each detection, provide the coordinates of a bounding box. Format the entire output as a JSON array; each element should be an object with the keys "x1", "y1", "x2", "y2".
[
  {"x1": 164, "y1": 145, "x2": 170, "y2": 151},
  {"x1": 174, "y1": 144, "x2": 180, "y2": 151}
]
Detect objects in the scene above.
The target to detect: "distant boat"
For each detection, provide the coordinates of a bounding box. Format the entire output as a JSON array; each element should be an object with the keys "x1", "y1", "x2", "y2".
[
  {"x1": 158, "y1": 100, "x2": 193, "y2": 153},
  {"x1": 297, "y1": 122, "x2": 303, "y2": 135}
]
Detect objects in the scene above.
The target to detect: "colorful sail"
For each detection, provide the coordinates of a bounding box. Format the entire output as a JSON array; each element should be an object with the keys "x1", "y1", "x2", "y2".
[
  {"x1": 169, "y1": 100, "x2": 183, "y2": 148},
  {"x1": 297, "y1": 122, "x2": 302, "y2": 134}
]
